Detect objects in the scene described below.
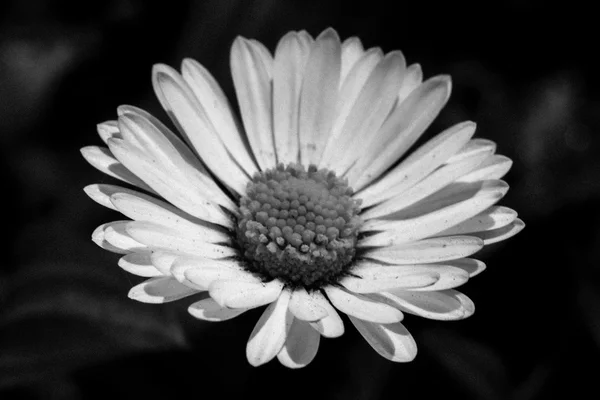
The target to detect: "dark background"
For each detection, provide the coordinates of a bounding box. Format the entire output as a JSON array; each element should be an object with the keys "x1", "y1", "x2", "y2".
[{"x1": 1, "y1": 0, "x2": 599, "y2": 399}]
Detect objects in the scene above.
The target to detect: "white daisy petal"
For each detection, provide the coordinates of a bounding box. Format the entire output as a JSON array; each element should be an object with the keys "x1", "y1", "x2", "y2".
[
  {"x1": 458, "y1": 154, "x2": 513, "y2": 182},
  {"x1": 277, "y1": 317, "x2": 320, "y2": 368},
  {"x1": 361, "y1": 149, "x2": 491, "y2": 219},
  {"x1": 188, "y1": 296, "x2": 248, "y2": 322},
  {"x1": 358, "y1": 119, "x2": 475, "y2": 207},
  {"x1": 128, "y1": 276, "x2": 199, "y2": 304},
  {"x1": 328, "y1": 51, "x2": 407, "y2": 176},
  {"x1": 181, "y1": 58, "x2": 258, "y2": 177},
  {"x1": 103, "y1": 221, "x2": 146, "y2": 253},
  {"x1": 125, "y1": 221, "x2": 236, "y2": 259},
  {"x1": 438, "y1": 206, "x2": 518, "y2": 236},
  {"x1": 169, "y1": 258, "x2": 208, "y2": 290},
  {"x1": 289, "y1": 287, "x2": 328, "y2": 321},
  {"x1": 324, "y1": 286, "x2": 403, "y2": 324},
  {"x1": 117, "y1": 106, "x2": 238, "y2": 210},
  {"x1": 149, "y1": 251, "x2": 179, "y2": 275},
  {"x1": 349, "y1": 317, "x2": 417, "y2": 362},
  {"x1": 298, "y1": 28, "x2": 341, "y2": 166},
  {"x1": 249, "y1": 38, "x2": 274, "y2": 79},
  {"x1": 339, "y1": 266, "x2": 439, "y2": 293},
  {"x1": 308, "y1": 291, "x2": 345, "y2": 338},
  {"x1": 360, "y1": 181, "x2": 508, "y2": 246},
  {"x1": 340, "y1": 36, "x2": 365, "y2": 83},
  {"x1": 96, "y1": 120, "x2": 120, "y2": 143},
  {"x1": 350, "y1": 75, "x2": 453, "y2": 191},
  {"x1": 118, "y1": 252, "x2": 162, "y2": 277},
  {"x1": 375, "y1": 289, "x2": 475, "y2": 321},
  {"x1": 231, "y1": 36, "x2": 276, "y2": 170},
  {"x1": 272, "y1": 31, "x2": 312, "y2": 164},
  {"x1": 107, "y1": 137, "x2": 232, "y2": 227},
  {"x1": 469, "y1": 218, "x2": 525, "y2": 245},
  {"x1": 81, "y1": 147, "x2": 154, "y2": 192},
  {"x1": 91, "y1": 223, "x2": 130, "y2": 254},
  {"x1": 83, "y1": 183, "x2": 119, "y2": 211},
  {"x1": 151, "y1": 65, "x2": 251, "y2": 195},
  {"x1": 209, "y1": 279, "x2": 284, "y2": 309},
  {"x1": 183, "y1": 258, "x2": 260, "y2": 289},
  {"x1": 319, "y1": 47, "x2": 383, "y2": 168},
  {"x1": 446, "y1": 258, "x2": 486, "y2": 277},
  {"x1": 396, "y1": 63, "x2": 423, "y2": 103},
  {"x1": 446, "y1": 138, "x2": 497, "y2": 164},
  {"x1": 246, "y1": 288, "x2": 293, "y2": 367},
  {"x1": 363, "y1": 236, "x2": 484, "y2": 264},
  {"x1": 109, "y1": 188, "x2": 230, "y2": 244}
]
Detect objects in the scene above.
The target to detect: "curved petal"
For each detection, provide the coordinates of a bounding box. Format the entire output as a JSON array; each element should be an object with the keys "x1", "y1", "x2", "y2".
[
  {"x1": 289, "y1": 287, "x2": 328, "y2": 321},
  {"x1": 308, "y1": 290, "x2": 344, "y2": 338},
  {"x1": 118, "y1": 252, "x2": 162, "y2": 277},
  {"x1": 128, "y1": 276, "x2": 199, "y2": 304},
  {"x1": 277, "y1": 317, "x2": 320, "y2": 368},
  {"x1": 208, "y1": 279, "x2": 283, "y2": 309},
  {"x1": 188, "y1": 295, "x2": 248, "y2": 321},
  {"x1": 375, "y1": 289, "x2": 475, "y2": 320},
  {"x1": 81, "y1": 147, "x2": 153, "y2": 192},
  {"x1": 324, "y1": 286, "x2": 403, "y2": 323},
  {"x1": 349, "y1": 317, "x2": 417, "y2": 362}
]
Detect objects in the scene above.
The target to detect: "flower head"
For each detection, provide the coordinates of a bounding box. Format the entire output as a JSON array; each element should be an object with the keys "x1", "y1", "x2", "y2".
[{"x1": 81, "y1": 28, "x2": 524, "y2": 368}]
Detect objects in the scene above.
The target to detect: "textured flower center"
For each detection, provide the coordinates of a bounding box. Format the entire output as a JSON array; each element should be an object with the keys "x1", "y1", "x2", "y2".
[{"x1": 236, "y1": 163, "x2": 363, "y2": 289}]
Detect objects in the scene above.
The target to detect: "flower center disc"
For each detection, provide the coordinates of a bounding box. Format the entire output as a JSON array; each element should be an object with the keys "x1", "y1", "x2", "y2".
[{"x1": 236, "y1": 163, "x2": 363, "y2": 289}]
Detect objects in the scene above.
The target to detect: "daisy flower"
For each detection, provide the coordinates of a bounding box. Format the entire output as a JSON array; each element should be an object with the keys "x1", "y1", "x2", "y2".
[{"x1": 81, "y1": 28, "x2": 524, "y2": 368}]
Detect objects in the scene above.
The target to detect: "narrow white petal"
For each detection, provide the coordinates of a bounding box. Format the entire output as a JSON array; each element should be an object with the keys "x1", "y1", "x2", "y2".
[
  {"x1": 91, "y1": 223, "x2": 129, "y2": 254},
  {"x1": 446, "y1": 138, "x2": 496, "y2": 164},
  {"x1": 107, "y1": 138, "x2": 232, "y2": 227},
  {"x1": 339, "y1": 264, "x2": 439, "y2": 293},
  {"x1": 358, "y1": 119, "x2": 475, "y2": 207},
  {"x1": 249, "y1": 38, "x2": 274, "y2": 79},
  {"x1": 470, "y1": 218, "x2": 525, "y2": 245},
  {"x1": 246, "y1": 289, "x2": 293, "y2": 367},
  {"x1": 308, "y1": 291, "x2": 345, "y2": 338},
  {"x1": 457, "y1": 155, "x2": 513, "y2": 182},
  {"x1": 103, "y1": 221, "x2": 146, "y2": 252},
  {"x1": 169, "y1": 257, "x2": 208, "y2": 290},
  {"x1": 319, "y1": 48, "x2": 383, "y2": 168},
  {"x1": 363, "y1": 236, "x2": 484, "y2": 264},
  {"x1": 181, "y1": 58, "x2": 259, "y2": 177},
  {"x1": 109, "y1": 188, "x2": 230, "y2": 244},
  {"x1": 298, "y1": 28, "x2": 341, "y2": 165},
  {"x1": 361, "y1": 149, "x2": 490, "y2": 219},
  {"x1": 209, "y1": 279, "x2": 283, "y2": 309},
  {"x1": 188, "y1": 296, "x2": 248, "y2": 322},
  {"x1": 327, "y1": 51, "x2": 407, "y2": 175},
  {"x1": 117, "y1": 107, "x2": 238, "y2": 210},
  {"x1": 396, "y1": 63, "x2": 423, "y2": 103},
  {"x1": 289, "y1": 288, "x2": 328, "y2": 321},
  {"x1": 151, "y1": 66, "x2": 251, "y2": 195},
  {"x1": 360, "y1": 181, "x2": 508, "y2": 246},
  {"x1": 340, "y1": 36, "x2": 365, "y2": 84},
  {"x1": 277, "y1": 317, "x2": 320, "y2": 368},
  {"x1": 83, "y1": 184, "x2": 119, "y2": 211},
  {"x1": 125, "y1": 221, "x2": 236, "y2": 259},
  {"x1": 350, "y1": 76, "x2": 453, "y2": 191},
  {"x1": 231, "y1": 37, "x2": 276, "y2": 170},
  {"x1": 128, "y1": 276, "x2": 199, "y2": 304},
  {"x1": 183, "y1": 258, "x2": 260, "y2": 289},
  {"x1": 81, "y1": 147, "x2": 153, "y2": 192},
  {"x1": 272, "y1": 31, "x2": 312, "y2": 164},
  {"x1": 446, "y1": 258, "x2": 486, "y2": 277},
  {"x1": 376, "y1": 289, "x2": 475, "y2": 320},
  {"x1": 118, "y1": 252, "x2": 162, "y2": 277},
  {"x1": 96, "y1": 120, "x2": 120, "y2": 143},
  {"x1": 349, "y1": 317, "x2": 417, "y2": 362},
  {"x1": 324, "y1": 286, "x2": 403, "y2": 323},
  {"x1": 438, "y1": 206, "x2": 518, "y2": 236},
  {"x1": 150, "y1": 251, "x2": 179, "y2": 275}
]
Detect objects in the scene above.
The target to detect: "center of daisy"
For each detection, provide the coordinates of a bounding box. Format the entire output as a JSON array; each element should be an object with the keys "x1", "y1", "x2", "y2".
[{"x1": 236, "y1": 163, "x2": 363, "y2": 289}]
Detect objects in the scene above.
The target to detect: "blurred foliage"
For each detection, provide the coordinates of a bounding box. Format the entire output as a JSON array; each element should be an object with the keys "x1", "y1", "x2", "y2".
[{"x1": 0, "y1": 0, "x2": 599, "y2": 399}]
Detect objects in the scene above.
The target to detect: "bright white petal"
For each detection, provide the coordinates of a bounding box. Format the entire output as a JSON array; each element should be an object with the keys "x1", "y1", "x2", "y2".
[
  {"x1": 470, "y1": 218, "x2": 525, "y2": 245},
  {"x1": 445, "y1": 258, "x2": 486, "y2": 277},
  {"x1": 396, "y1": 63, "x2": 423, "y2": 103},
  {"x1": 363, "y1": 236, "x2": 484, "y2": 264},
  {"x1": 183, "y1": 258, "x2": 260, "y2": 289},
  {"x1": 188, "y1": 295, "x2": 248, "y2": 321},
  {"x1": 358, "y1": 119, "x2": 475, "y2": 207},
  {"x1": 324, "y1": 286, "x2": 403, "y2": 323},
  {"x1": 350, "y1": 75, "x2": 453, "y2": 191},
  {"x1": 277, "y1": 317, "x2": 320, "y2": 368},
  {"x1": 375, "y1": 289, "x2": 475, "y2": 320},
  {"x1": 446, "y1": 138, "x2": 496, "y2": 164},
  {"x1": 231, "y1": 36, "x2": 276, "y2": 170},
  {"x1": 118, "y1": 252, "x2": 162, "y2": 277},
  {"x1": 308, "y1": 290, "x2": 344, "y2": 338},
  {"x1": 349, "y1": 317, "x2": 417, "y2": 362},
  {"x1": 298, "y1": 28, "x2": 341, "y2": 165},
  {"x1": 209, "y1": 279, "x2": 283, "y2": 309},
  {"x1": 289, "y1": 288, "x2": 328, "y2": 321},
  {"x1": 103, "y1": 221, "x2": 146, "y2": 253},
  {"x1": 128, "y1": 276, "x2": 199, "y2": 304},
  {"x1": 458, "y1": 154, "x2": 513, "y2": 182},
  {"x1": 91, "y1": 223, "x2": 130, "y2": 254},
  {"x1": 96, "y1": 120, "x2": 120, "y2": 143},
  {"x1": 125, "y1": 221, "x2": 236, "y2": 259},
  {"x1": 81, "y1": 147, "x2": 154, "y2": 192},
  {"x1": 437, "y1": 206, "x2": 518, "y2": 236},
  {"x1": 246, "y1": 289, "x2": 293, "y2": 367}
]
